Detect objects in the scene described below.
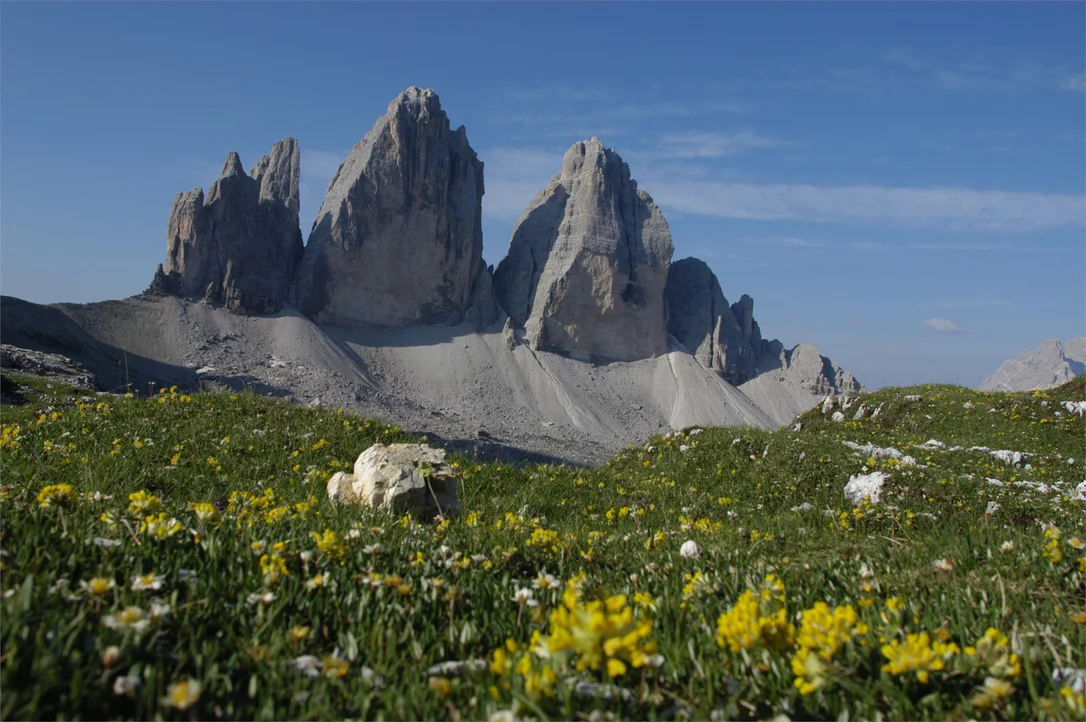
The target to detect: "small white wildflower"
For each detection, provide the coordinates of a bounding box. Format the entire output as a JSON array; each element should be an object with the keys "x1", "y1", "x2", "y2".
[
  {"x1": 985, "y1": 501, "x2": 1002, "y2": 516},
  {"x1": 1000, "y1": 541, "x2": 1014, "y2": 553},
  {"x1": 932, "y1": 558, "x2": 954, "y2": 573},
  {"x1": 512, "y1": 588, "x2": 538, "y2": 607},
  {"x1": 246, "y1": 591, "x2": 277, "y2": 606},
  {"x1": 533, "y1": 573, "x2": 559, "y2": 590},
  {"x1": 130, "y1": 573, "x2": 166, "y2": 592},
  {"x1": 858, "y1": 563, "x2": 874, "y2": 580},
  {"x1": 101, "y1": 645, "x2": 122, "y2": 667},
  {"x1": 102, "y1": 606, "x2": 150, "y2": 634},
  {"x1": 299, "y1": 551, "x2": 314, "y2": 563},
  {"x1": 292, "y1": 655, "x2": 322, "y2": 677},
  {"x1": 362, "y1": 543, "x2": 384, "y2": 556},
  {"x1": 113, "y1": 675, "x2": 142, "y2": 697},
  {"x1": 148, "y1": 600, "x2": 172, "y2": 620}
]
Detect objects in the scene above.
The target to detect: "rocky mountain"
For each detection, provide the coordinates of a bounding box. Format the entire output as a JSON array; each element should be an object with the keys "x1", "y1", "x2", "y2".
[
  {"x1": 494, "y1": 138, "x2": 673, "y2": 362},
  {"x1": 150, "y1": 139, "x2": 303, "y2": 314},
  {"x1": 294, "y1": 88, "x2": 497, "y2": 327},
  {"x1": 665, "y1": 258, "x2": 781, "y2": 385},
  {"x1": 2, "y1": 86, "x2": 868, "y2": 462},
  {"x1": 979, "y1": 338, "x2": 1086, "y2": 392}
]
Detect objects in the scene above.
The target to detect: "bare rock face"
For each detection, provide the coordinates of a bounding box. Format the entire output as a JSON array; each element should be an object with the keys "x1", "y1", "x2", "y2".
[
  {"x1": 665, "y1": 258, "x2": 771, "y2": 385},
  {"x1": 295, "y1": 88, "x2": 494, "y2": 327},
  {"x1": 776, "y1": 343, "x2": 862, "y2": 396},
  {"x1": 493, "y1": 138, "x2": 673, "y2": 362},
  {"x1": 979, "y1": 337, "x2": 1086, "y2": 392},
  {"x1": 150, "y1": 139, "x2": 303, "y2": 314},
  {"x1": 325, "y1": 443, "x2": 459, "y2": 519}
]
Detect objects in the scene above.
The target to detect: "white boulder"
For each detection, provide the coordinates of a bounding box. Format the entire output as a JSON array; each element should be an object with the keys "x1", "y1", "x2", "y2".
[
  {"x1": 326, "y1": 443, "x2": 460, "y2": 519},
  {"x1": 844, "y1": 471, "x2": 888, "y2": 505}
]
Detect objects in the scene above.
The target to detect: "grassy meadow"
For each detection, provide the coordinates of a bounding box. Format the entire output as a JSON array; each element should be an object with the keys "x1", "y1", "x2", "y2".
[{"x1": 1, "y1": 373, "x2": 1084, "y2": 720}]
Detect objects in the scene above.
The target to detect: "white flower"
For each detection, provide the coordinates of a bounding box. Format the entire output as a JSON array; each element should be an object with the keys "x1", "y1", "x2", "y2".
[
  {"x1": 103, "y1": 606, "x2": 150, "y2": 634},
  {"x1": 362, "y1": 543, "x2": 384, "y2": 556},
  {"x1": 985, "y1": 501, "x2": 1002, "y2": 516},
  {"x1": 101, "y1": 645, "x2": 122, "y2": 667},
  {"x1": 246, "y1": 591, "x2": 277, "y2": 606},
  {"x1": 130, "y1": 573, "x2": 165, "y2": 591},
  {"x1": 347, "y1": 528, "x2": 362, "y2": 539},
  {"x1": 858, "y1": 563, "x2": 874, "y2": 580},
  {"x1": 299, "y1": 551, "x2": 314, "y2": 563},
  {"x1": 533, "y1": 573, "x2": 559, "y2": 590},
  {"x1": 93, "y1": 537, "x2": 122, "y2": 548},
  {"x1": 679, "y1": 540, "x2": 702, "y2": 560},
  {"x1": 113, "y1": 675, "x2": 142, "y2": 696},
  {"x1": 292, "y1": 655, "x2": 322, "y2": 677},
  {"x1": 161, "y1": 678, "x2": 201, "y2": 710},
  {"x1": 642, "y1": 653, "x2": 666, "y2": 668},
  {"x1": 1000, "y1": 541, "x2": 1015, "y2": 553},
  {"x1": 80, "y1": 577, "x2": 116, "y2": 597},
  {"x1": 932, "y1": 558, "x2": 954, "y2": 573},
  {"x1": 679, "y1": 444, "x2": 691, "y2": 452},
  {"x1": 726, "y1": 510, "x2": 739, "y2": 519},
  {"x1": 148, "y1": 600, "x2": 172, "y2": 620},
  {"x1": 512, "y1": 588, "x2": 538, "y2": 607}
]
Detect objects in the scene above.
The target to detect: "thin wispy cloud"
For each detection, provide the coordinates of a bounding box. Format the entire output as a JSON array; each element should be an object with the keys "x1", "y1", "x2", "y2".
[
  {"x1": 741, "y1": 235, "x2": 829, "y2": 249},
  {"x1": 924, "y1": 318, "x2": 969, "y2": 334},
  {"x1": 935, "y1": 299, "x2": 1017, "y2": 308},
  {"x1": 881, "y1": 46, "x2": 1086, "y2": 94},
  {"x1": 643, "y1": 179, "x2": 1086, "y2": 233},
  {"x1": 657, "y1": 131, "x2": 792, "y2": 158}
]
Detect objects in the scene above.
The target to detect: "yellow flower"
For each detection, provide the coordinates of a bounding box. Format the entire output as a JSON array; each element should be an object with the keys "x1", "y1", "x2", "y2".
[
  {"x1": 429, "y1": 676, "x2": 452, "y2": 697},
  {"x1": 716, "y1": 576, "x2": 794, "y2": 653},
  {"x1": 191, "y1": 503, "x2": 218, "y2": 522},
  {"x1": 80, "y1": 577, "x2": 116, "y2": 596},
  {"x1": 161, "y1": 678, "x2": 201, "y2": 710},
  {"x1": 287, "y1": 625, "x2": 310, "y2": 644},
  {"x1": 260, "y1": 554, "x2": 289, "y2": 584},
  {"x1": 881, "y1": 632, "x2": 958, "y2": 684},
  {"x1": 37, "y1": 484, "x2": 76, "y2": 508},
  {"x1": 322, "y1": 656, "x2": 349, "y2": 678},
  {"x1": 311, "y1": 529, "x2": 348, "y2": 561},
  {"x1": 127, "y1": 491, "x2": 161, "y2": 516}
]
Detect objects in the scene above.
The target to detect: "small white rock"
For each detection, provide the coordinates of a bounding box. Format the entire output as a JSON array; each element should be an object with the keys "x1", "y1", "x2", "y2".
[{"x1": 679, "y1": 540, "x2": 702, "y2": 559}]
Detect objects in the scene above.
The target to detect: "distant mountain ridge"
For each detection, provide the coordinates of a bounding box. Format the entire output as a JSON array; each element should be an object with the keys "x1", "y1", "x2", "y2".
[{"x1": 979, "y1": 338, "x2": 1086, "y2": 392}]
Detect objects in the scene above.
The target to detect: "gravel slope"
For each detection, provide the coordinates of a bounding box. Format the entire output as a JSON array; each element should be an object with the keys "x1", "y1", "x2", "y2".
[{"x1": 1, "y1": 295, "x2": 815, "y2": 464}]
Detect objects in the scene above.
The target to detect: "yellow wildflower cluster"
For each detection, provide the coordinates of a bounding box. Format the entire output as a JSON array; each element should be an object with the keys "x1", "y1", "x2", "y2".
[
  {"x1": 260, "y1": 553, "x2": 289, "y2": 584},
  {"x1": 544, "y1": 579, "x2": 657, "y2": 678},
  {"x1": 791, "y1": 603, "x2": 868, "y2": 695},
  {"x1": 127, "y1": 490, "x2": 162, "y2": 517},
  {"x1": 140, "y1": 513, "x2": 183, "y2": 539},
  {"x1": 716, "y1": 575, "x2": 794, "y2": 652},
  {"x1": 489, "y1": 635, "x2": 557, "y2": 699},
  {"x1": 156, "y1": 385, "x2": 193, "y2": 404},
  {"x1": 37, "y1": 483, "x2": 76, "y2": 508},
  {"x1": 965, "y1": 627, "x2": 1020, "y2": 679},
  {"x1": 311, "y1": 529, "x2": 348, "y2": 561},
  {"x1": 881, "y1": 632, "x2": 960, "y2": 684},
  {"x1": 1, "y1": 423, "x2": 22, "y2": 451}
]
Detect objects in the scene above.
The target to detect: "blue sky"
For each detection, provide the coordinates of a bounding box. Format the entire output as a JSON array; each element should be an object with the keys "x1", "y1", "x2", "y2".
[{"x1": 2, "y1": 2, "x2": 1083, "y2": 389}]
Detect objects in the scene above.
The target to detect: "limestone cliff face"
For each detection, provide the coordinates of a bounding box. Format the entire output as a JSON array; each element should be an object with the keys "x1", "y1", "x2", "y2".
[
  {"x1": 665, "y1": 259, "x2": 767, "y2": 384},
  {"x1": 294, "y1": 87, "x2": 494, "y2": 327},
  {"x1": 493, "y1": 138, "x2": 673, "y2": 362},
  {"x1": 151, "y1": 139, "x2": 303, "y2": 314},
  {"x1": 665, "y1": 257, "x2": 860, "y2": 394},
  {"x1": 979, "y1": 338, "x2": 1086, "y2": 392}
]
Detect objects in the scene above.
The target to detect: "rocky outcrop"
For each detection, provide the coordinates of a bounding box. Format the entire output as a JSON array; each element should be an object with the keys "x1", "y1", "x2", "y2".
[
  {"x1": 774, "y1": 343, "x2": 861, "y2": 396},
  {"x1": 493, "y1": 138, "x2": 673, "y2": 362},
  {"x1": 979, "y1": 338, "x2": 1086, "y2": 392},
  {"x1": 150, "y1": 139, "x2": 303, "y2": 314},
  {"x1": 665, "y1": 258, "x2": 782, "y2": 385},
  {"x1": 665, "y1": 257, "x2": 861, "y2": 408},
  {"x1": 295, "y1": 87, "x2": 495, "y2": 328},
  {"x1": 326, "y1": 443, "x2": 459, "y2": 519}
]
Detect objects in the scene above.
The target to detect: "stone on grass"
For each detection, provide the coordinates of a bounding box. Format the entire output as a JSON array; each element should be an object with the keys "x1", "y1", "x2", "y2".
[
  {"x1": 326, "y1": 443, "x2": 459, "y2": 519},
  {"x1": 844, "y1": 471, "x2": 888, "y2": 505}
]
